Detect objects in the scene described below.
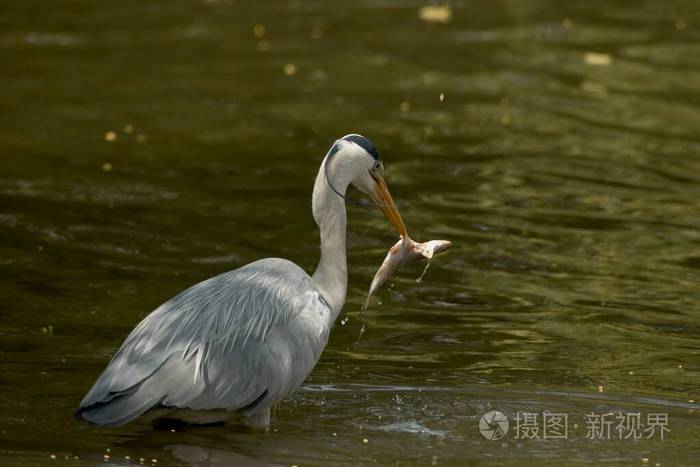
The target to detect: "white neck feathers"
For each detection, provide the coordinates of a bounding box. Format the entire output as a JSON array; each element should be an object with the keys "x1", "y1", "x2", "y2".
[{"x1": 311, "y1": 153, "x2": 350, "y2": 320}]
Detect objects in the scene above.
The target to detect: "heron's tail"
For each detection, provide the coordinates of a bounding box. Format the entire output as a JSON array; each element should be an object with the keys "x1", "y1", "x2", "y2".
[{"x1": 75, "y1": 391, "x2": 161, "y2": 427}]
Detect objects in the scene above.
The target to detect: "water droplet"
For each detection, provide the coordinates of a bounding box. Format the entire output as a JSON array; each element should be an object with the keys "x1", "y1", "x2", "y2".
[
  {"x1": 416, "y1": 260, "x2": 432, "y2": 283},
  {"x1": 253, "y1": 23, "x2": 266, "y2": 38}
]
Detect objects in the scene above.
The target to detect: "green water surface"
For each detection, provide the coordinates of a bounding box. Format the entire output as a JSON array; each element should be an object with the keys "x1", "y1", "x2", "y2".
[{"x1": 1, "y1": 0, "x2": 699, "y2": 465}]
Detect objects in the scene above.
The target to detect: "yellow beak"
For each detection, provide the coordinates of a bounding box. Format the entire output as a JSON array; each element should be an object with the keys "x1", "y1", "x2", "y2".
[{"x1": 370, "y1": 172, "x2": 408, "y2": 237}]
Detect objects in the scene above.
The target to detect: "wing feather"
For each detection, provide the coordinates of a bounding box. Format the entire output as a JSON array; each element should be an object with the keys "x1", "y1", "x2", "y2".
[{"x1": 77, "y1": 257, "x2": 329, "y2": 424}]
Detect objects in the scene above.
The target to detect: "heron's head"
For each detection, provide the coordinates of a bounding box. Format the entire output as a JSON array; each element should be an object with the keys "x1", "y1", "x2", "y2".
[{"x1": 326, "y1": 134, "x2": 407, "y2": 236}]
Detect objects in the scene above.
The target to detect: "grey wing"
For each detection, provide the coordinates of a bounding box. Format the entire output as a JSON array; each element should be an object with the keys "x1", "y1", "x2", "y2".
[{"x1": 76, "y1": 258, "x2": 331, "y2": 426}]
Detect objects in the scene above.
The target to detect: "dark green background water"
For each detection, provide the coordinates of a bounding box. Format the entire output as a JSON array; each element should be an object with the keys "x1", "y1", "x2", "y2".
[{"x1": 1, "y1": 0, "x2": 699, "y2": 465}]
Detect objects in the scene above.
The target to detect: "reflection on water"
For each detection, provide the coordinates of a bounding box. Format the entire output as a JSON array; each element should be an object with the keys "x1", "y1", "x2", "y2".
[{"x1": 1, "y1": 0, "x2": 699, "y2": 465}]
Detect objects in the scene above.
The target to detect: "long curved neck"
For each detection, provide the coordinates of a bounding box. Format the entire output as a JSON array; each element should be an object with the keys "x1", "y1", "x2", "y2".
[{"x1": 311, "y1": 155, "x2": 349, "y2": 320}]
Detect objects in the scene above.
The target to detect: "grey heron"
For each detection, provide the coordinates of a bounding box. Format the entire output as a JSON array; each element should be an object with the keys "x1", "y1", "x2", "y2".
[{"x1": 75, "y1": 134, "x2": 407, "y2": 428}]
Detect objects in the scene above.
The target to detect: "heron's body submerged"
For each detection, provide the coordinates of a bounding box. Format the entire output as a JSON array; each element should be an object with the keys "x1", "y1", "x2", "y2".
[{"x1": 75, "y1": 134, "x2": 405, "y2": 428}]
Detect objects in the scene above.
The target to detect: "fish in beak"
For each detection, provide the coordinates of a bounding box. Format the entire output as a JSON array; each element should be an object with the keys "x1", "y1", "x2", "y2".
[
  {"x1": 363, "y1": 235, "x2": 452, "y2": 311},
  {"x1": 369, "y1": 171, "x2": 408, "y2": 237}
]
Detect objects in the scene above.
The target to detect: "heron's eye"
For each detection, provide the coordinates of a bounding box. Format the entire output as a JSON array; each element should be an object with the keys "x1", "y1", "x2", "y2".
[{"x1": 373, "y1": 161, "x2": 382, "y2": 172}]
